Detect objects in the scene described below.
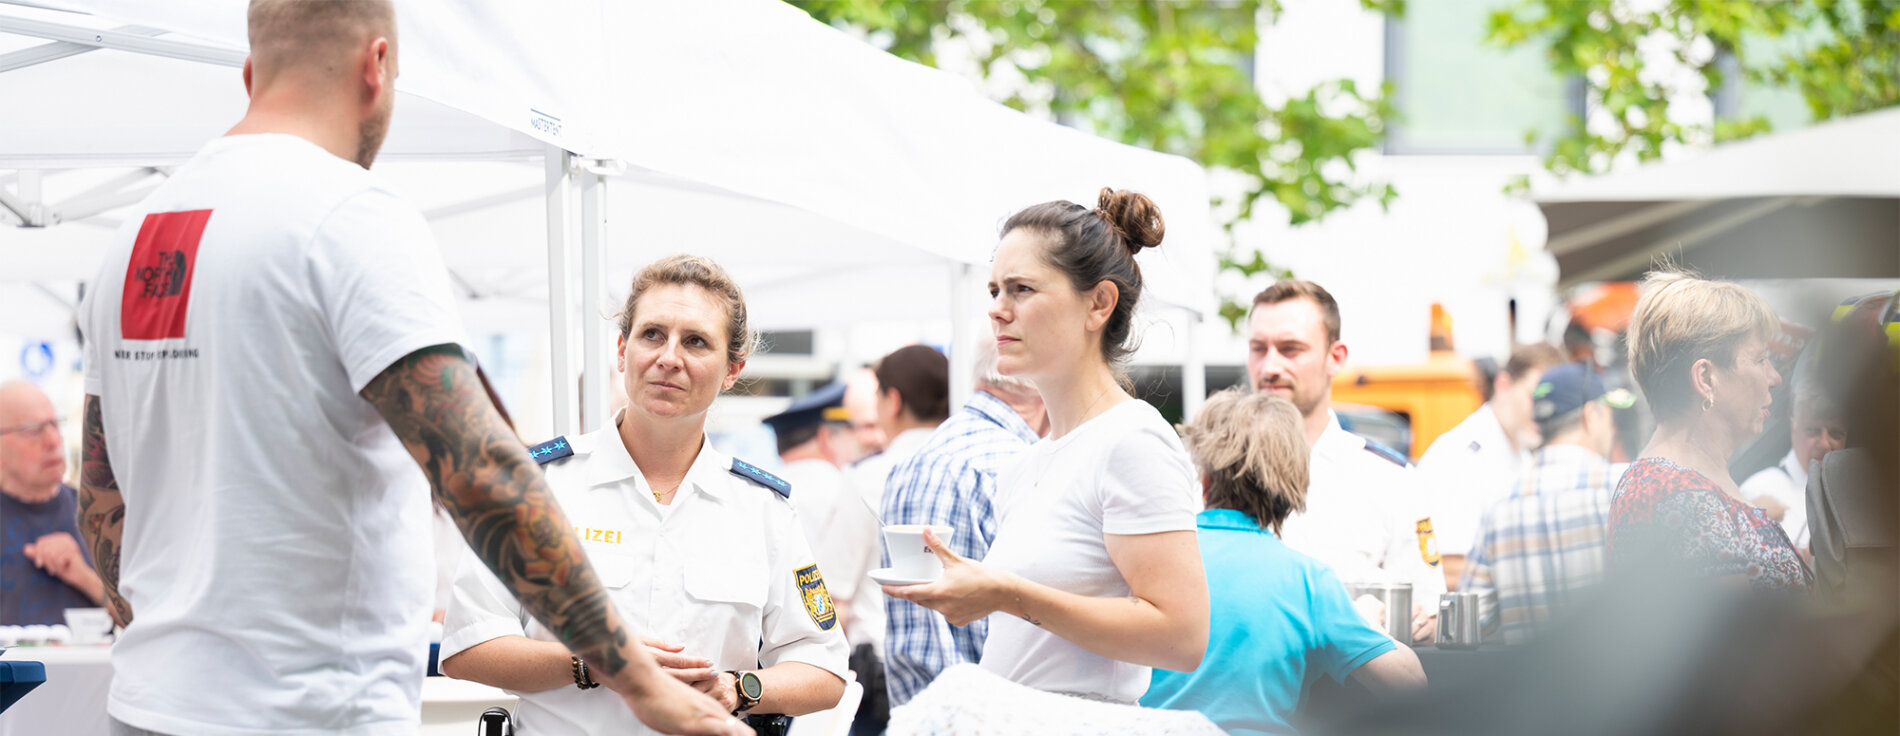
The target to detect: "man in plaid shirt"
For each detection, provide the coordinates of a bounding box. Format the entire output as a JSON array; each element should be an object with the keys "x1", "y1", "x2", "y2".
[
  {"x1": 1460, "y1": 362, "x2": 1634, "y2": 644},
  {"x1": 880, "y1": 344, "x2": 1046, "y2": 706}
]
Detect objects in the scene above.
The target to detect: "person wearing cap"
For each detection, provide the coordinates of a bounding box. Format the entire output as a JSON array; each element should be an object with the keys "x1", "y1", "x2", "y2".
[
  {"x1": 769, "y1": 383, "x2": 881, "y2": 651},
  {"x1": 766, "y1": 382, "x2": 886, "y2": 735},
  {"x1": 1460, "y1": 362, "x2": 1635, "y2": 644}
]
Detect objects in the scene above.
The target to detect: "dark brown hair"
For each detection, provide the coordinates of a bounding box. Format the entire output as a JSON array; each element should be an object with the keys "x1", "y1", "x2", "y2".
[
  {"x1": 613, "y1": 254, "x2": 756, "y2": 364},
  {"x1": 873, "y1": 345, "x2": 950, "y2": 423},
  {"x1": 1252, "y1": 280, "x2": 1342, "y2": 345},
  {"x1": 1002, "y1": 187, "x2": 1165, "y2": 366}
]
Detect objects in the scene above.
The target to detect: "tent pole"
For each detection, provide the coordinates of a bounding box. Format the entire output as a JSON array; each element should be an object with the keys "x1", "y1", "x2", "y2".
[
  {"x1": 948, "y1": 262, "x2": 977, "y2": 410},
  {"x1": 579, "y1": 168, "x2": 609, "y2": 433},
  {"x1": 545, "y1": 146, "x2": 576, "y2": 436},
  {"x1": 1182, "y1": 309, "x2": 1206, "y2": 421}
]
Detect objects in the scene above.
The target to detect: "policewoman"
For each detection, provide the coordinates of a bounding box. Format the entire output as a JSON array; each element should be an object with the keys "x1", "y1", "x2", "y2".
[{"x1": 440, "y1": 255, "x2": 848, "y2": 735}]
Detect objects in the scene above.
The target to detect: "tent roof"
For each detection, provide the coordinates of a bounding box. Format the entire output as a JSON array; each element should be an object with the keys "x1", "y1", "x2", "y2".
[
  {"x1": 1536, "y1": 106, "x2": 1900, "y2": 203},
  {"x1": 2, "y1": 0, "x2": 1217, "y2": 317},
  {"x1": 1532, "y1": 107, "x2": 1900, "y2": 287}
]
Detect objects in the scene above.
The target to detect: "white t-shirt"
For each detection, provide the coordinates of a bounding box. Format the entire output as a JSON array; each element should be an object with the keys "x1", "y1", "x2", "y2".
[
  {"x1": 79, "y1": 134, "x2": 467, "y2": 736},
  {"x1": 978, "y1": 400, "x2": 1200, "y2": 703}
]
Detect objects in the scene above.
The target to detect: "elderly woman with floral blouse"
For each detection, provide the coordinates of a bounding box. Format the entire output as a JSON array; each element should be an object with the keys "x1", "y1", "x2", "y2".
[{"x1": 1607, "y1": 270, "x2": 1810, "y2": 592}]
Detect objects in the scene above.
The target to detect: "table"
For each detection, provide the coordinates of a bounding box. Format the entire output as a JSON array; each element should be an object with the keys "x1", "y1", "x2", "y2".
[
  {"x1": 1299, "y1": 643, "x2": 1518, "y2": 729},
  {"x1": 0, "y1": 645, "x2": 514, "y2": 736},
  {"x1": 0, "y1": 645, "x2": 110, "y2": 736}
]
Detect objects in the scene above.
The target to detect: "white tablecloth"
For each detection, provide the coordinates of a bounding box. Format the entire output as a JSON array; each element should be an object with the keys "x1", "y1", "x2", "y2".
[
  {"x1": 0, "y1": 646, "x2": 513, "y2": 736},
  {"x1": 0, "y1": 645, "x2": 111, "y2": 736},
  {"x1": 889, "y1": 664, "x2": 1224, "y2": 736}
]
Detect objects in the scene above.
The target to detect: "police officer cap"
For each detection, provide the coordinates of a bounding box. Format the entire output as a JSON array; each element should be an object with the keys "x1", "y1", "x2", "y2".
[{"x1": 763, "y1": 381, "x2": 851, "y2": 435}]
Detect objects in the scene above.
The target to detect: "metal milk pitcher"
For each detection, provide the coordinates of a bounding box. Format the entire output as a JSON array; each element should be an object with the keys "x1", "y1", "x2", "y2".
[{"x1": 1435, "y1": 591, "x2": 1483, "y2": 650}]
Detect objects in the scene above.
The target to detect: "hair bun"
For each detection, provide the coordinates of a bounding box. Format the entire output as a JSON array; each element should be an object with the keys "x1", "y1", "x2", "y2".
[{"x1": 1095, "y1": 187, "x2": 1165, "y2": 255}]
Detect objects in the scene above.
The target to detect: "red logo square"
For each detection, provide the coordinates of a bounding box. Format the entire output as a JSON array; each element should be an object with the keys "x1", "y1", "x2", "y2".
[{"x1": 121, "y1": 209, "x2": 212, "y2": 340}]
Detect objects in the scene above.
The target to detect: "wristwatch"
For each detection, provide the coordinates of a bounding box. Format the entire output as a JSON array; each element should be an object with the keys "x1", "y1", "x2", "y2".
[{"x1": 728, "y1": 670, "x2": 763, "y2": 712}]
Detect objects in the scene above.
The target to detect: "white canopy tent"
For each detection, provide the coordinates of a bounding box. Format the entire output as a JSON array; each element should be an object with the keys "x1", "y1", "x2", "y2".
[
  {"x1": 1535, "y1": 106, "x2": 1900, "y2": 287},
  {"x1": 1, "y1": 0, "x2": 1218, "y2": 429}
]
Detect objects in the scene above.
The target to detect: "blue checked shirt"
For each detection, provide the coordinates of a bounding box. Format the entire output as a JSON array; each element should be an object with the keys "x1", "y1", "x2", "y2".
[
  {"x1": 880, "y1": 390, "x2": 1039, "y2": 706},
  {"x1": 1459, "y1": 445, "x2": 1622, "y2": 645}
]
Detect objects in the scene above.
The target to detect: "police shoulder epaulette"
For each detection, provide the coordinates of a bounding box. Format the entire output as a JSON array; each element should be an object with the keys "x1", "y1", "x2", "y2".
[
  {"x1": 729, "y1": 458, "x2": 792, "y2": 499},
  {"x1": 1362, "y1": 441, "x2": 1411, "y2": 468},
  {"x1": 526, "y1": 436, "x2": 574, "y2": 465}
]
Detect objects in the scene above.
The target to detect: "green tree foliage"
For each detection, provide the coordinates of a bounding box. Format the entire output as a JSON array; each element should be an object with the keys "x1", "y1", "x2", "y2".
[
  {"x1": 791, "y1": 1, "x2": 1400, "y2": 328},
  {"x1": 1488, "y1": 0, "x2": 1899, "y2": 180}
]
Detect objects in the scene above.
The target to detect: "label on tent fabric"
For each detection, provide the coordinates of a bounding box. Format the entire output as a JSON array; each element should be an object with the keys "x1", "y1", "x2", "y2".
[{"x1": 122, "y1": 209, "x2": 211, "y2": 340}]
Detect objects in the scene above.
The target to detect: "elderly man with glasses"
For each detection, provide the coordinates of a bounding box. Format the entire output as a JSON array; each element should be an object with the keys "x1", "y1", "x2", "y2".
[{"x1": 0, "y1": 379, "x2": 104, "y2": 625}]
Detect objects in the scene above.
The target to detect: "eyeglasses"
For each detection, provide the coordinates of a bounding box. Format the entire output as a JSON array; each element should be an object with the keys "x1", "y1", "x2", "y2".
[{"x1": 0, "y1": 419, "x2": 62, "y2": 439}]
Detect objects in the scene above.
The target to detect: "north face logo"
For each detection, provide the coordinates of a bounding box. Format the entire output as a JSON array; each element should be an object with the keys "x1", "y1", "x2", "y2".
[
  {"x1": 122, "y1": 209, "x2": 211, "y2": 340},
  {"x1": 136, "y1": 250, "x2": 189, "y2": 298}
]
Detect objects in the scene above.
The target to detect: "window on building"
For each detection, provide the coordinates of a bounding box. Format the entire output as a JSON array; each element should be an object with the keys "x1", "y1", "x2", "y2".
[
  {"x1": 1383, "y1": 0, "x2": 1583, "y2": 154},
  {"x1": 1711, "y1": 31, "x2": 1817, "y2": 134}
]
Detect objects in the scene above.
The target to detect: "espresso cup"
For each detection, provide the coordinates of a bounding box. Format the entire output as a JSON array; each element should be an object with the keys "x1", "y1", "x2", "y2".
[
  {"x1": 65, "y1": 607, "x2": 113, "y2": 646},
  {"x1": 883, "y1": 524, "x2": 955, "y2": 579}
]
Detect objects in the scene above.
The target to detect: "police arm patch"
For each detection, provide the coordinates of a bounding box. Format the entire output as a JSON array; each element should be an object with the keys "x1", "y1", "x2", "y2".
[
  {"x1": 1415, "y1": 517, "x2": 1442, "y2": 568},
  {"x1": 795, "y1": 564, "x2": 837, "y2": 631}
]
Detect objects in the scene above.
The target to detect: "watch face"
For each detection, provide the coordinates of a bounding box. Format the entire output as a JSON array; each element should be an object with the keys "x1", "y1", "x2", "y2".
[{"x1": 739, "y1": 671, "x2": 764, "y2": 699}]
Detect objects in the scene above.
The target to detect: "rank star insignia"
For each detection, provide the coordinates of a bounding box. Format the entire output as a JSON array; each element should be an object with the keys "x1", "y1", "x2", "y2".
[{"x1": 795, "y1": 564, "x2": 836, "y2": 631}]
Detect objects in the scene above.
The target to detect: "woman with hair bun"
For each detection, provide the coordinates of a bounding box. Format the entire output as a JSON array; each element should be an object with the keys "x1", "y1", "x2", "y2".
[{"x1": 885, "y1": 188, "x2": 1209, "y2": 703}]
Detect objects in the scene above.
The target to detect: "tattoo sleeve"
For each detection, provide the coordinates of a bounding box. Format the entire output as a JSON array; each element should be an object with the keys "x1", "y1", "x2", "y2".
[
  {"x1": 76, "y1": 395, "x2": 134, "y2": 627},
  {"x1": 360, "y1": 345, "x2": 637, "y2": 680}
]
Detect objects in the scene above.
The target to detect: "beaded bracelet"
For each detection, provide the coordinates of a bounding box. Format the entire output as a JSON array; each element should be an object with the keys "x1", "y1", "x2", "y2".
[{"x1": 570, "y1": 656, "x2": 600, "y2": 690}]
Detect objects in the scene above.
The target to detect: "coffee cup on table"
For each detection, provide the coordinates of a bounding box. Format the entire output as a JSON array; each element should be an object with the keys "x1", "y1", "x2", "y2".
[
  {"x1": 65, "y1": 607, "x2": 112, "y2": 646},
  {"x1": 883, "y1": 524, "x2": 955, "y2": 580}
]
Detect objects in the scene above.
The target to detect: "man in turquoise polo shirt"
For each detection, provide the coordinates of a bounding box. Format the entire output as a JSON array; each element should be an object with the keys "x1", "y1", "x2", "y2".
[{"x1": 1143, "y1": 389, "x2": 1426, "y2": 735}]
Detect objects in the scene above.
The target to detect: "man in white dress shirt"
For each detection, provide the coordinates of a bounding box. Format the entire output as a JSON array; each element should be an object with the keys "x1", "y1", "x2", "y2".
[
  {"x1": 1740, "y1": 378, "x2": 1846, "y2": 552},
  {"x1": 1245, "y1": 280, "x2": 1443, "y2": 642},
  {"x1": 1417, "y1": 343, "x2": 1566, "y2": 585}
]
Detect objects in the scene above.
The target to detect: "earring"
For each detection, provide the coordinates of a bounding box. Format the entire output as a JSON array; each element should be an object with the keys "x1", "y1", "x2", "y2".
[{"x1": 1702, "y1": 397, "x2": 1714, "y2": 412}]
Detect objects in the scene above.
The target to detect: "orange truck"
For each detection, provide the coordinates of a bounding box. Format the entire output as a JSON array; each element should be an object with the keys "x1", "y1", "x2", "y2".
[{"x1": 1331, "y1": 350, "x2": 1485, "y2": 461}]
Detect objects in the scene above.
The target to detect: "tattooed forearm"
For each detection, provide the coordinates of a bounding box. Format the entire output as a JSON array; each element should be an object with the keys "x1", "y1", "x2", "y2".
[
  {"x1": 77, "y1": 395, "x2": 133, "y2": 627},
  {"x1": 360, "y1": 345, "x2": 639, "y2": 681}
]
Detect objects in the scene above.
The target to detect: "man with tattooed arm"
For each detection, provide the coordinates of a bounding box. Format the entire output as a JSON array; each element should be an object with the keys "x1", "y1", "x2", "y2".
[{"x1": 73, "y1": 2, "x2": 745, "y2": 735}]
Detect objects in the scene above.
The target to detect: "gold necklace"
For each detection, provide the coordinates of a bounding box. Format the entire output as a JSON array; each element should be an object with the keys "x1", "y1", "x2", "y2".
[{"x1": 651, "y1": 481, "x2": 681, "y2": 504}]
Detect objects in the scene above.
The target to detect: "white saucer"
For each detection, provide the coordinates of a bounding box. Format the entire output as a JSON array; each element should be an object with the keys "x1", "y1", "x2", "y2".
[{"x1": 870, "y1": 568, "x2": 939, "y2": 586}]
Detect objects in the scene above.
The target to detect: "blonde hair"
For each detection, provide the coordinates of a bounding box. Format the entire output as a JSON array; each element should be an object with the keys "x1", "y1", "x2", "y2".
[
  {"x1": 1627, "y1": 270, "x2": 1778, "y2": 418},
  {"x1": 1178, "y1": 388, "x2": 1309, "y2": 534},
  {"x1": 614, "y1": 255, "x2": 757, "y2": 364}
]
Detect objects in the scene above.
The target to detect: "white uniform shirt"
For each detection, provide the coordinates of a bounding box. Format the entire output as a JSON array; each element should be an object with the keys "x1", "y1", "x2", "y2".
[
  {"x1": 1416, "y1": 404, "x2": 1530, "y2": 559},
  {"x1": 780, "y1": 458, "x2": 883, "y2": 649},
  {"x1": 980, "y1": 400, "x2": 1201, "y2": 704},
  {"x1": 1739, "y1": 450, "x2": 1811, "y2": 550},
  {"x1": 1281, "y1": 414, "x2": 1447, "y2": 603},
  {"x1": 440, "y1": 423, "x2": 849, "y2": 736},
  {"x1": 79, "y1": 134, "x2": 465, "y2": 736}
]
